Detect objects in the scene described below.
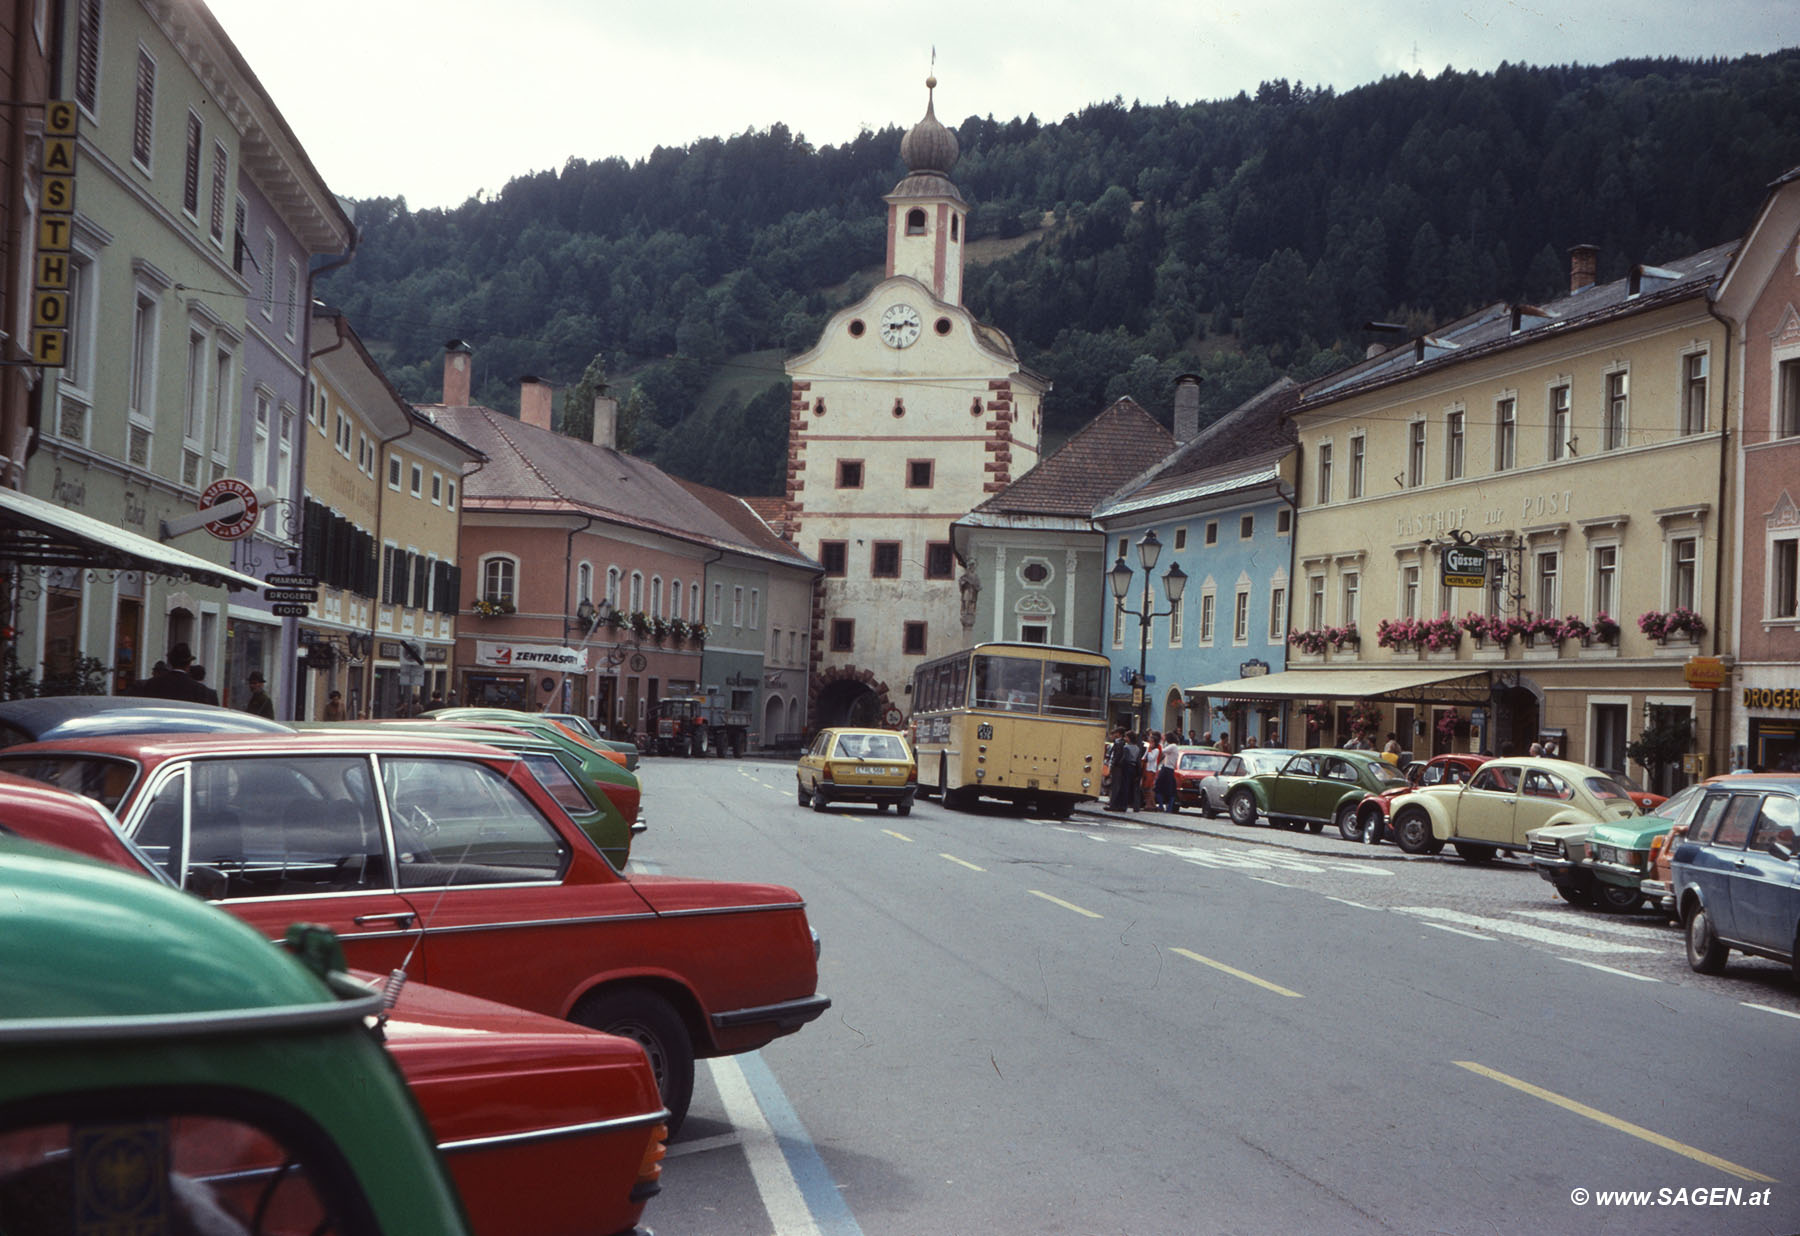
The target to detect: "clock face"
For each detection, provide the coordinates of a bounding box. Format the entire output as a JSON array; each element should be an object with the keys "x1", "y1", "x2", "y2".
[{"x1": 880, "y1": 303, "x2": 922, "y2": 349}]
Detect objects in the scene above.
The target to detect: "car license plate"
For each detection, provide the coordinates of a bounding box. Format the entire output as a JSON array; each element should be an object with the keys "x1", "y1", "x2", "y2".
[{"x1": 857, "y1": 765, "x2": 887, "y2": 776}]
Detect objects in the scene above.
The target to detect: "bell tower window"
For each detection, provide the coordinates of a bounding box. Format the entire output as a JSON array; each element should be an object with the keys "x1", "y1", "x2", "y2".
[{"x1": 906, "y1": 208, "x2": 927, "y2": 236}]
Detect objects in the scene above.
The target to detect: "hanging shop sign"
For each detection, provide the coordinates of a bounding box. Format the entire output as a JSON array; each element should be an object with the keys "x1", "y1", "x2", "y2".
[
  {"x1": 30, "y1": 101, "x2": 78, "y2": 367},
  {"x1": 475, "y1": 641, "x2": 587, "y2": 671}
]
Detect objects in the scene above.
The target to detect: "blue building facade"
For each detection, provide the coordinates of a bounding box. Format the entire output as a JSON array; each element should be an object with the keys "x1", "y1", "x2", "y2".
[{"x1": 1094, "y1": 381, "x2": 1300, "y2": 746}]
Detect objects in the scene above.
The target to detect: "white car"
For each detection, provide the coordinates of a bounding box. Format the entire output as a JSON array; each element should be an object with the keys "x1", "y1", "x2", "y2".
[{"x1": 1197, "y1": 749, "x2": 1299, "y2": 818}]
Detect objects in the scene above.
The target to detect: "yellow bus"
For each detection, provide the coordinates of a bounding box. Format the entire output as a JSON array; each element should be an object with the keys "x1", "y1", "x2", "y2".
[{"x1": 909, "y1": 642, "x2": 1110, "y2": 817}]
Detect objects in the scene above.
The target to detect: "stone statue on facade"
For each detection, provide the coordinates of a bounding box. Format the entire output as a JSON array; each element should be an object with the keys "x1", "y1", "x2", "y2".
[{"x1": 959, "y1": 569, "x2": 980, "y2": 630}]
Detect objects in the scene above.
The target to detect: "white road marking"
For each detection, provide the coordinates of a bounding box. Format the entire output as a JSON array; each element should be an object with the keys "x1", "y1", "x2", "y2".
[
  {"x1": 1744, "y1": 1002, "x2": 1800, "y2": 1021},
  {"x1": 1394, "y1": 907, "x2": 1654, "y2": 954},
  {"x1": 939, "y1": 853, "x2": 985, "y2": 872},
  {"x1": 1136, "y1": 841, "x2": 1393, "y2": 877},
  {"x1": 1560, "y1": 958, "x2": 1660, "y2": 982},
  {"x1": 1511, "y1": 910, "x2": 1673, "y2": 940},
  {"x1": 1326, "y1": 896, "x2": 1379, "y2": 910},
  {"x1": 709, "y1": 1055, "x2": 820, "y2": 1235},
  {"x1": 1424, "y1": 923, "x2": 1494, "y2": 941},
  {"x1": 1029, "y1": 889, "x2": 1103, "y2": 919},
  {"x1": 1250, "y1": 876, "x2": 1296, "y2": 888}
]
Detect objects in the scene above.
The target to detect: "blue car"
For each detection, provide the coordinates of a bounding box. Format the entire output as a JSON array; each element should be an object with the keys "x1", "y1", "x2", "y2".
[{"x1": 1671, "y1": 775, "x2": 1800, "y2": 980}]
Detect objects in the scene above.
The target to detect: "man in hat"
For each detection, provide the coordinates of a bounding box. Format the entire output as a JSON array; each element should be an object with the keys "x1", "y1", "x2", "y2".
[
  {"x1": 133, "y1": 643, "x2": 213, "y2": 703},
  {"x1": 243, "y1": 670, "x2": 275, "y2": 719}
]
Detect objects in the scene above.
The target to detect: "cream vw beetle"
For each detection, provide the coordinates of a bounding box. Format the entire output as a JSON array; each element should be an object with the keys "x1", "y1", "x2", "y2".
[{"x1": 1384, "y1": 756, "x2": 1644, "y2": 862}]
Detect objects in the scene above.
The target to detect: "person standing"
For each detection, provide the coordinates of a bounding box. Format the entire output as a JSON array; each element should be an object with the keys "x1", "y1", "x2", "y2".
[
  {"x1": 1107, "y1": 731, "x2": 1137, "y2": 811},
  {"x1": 323, "y1": 690, "x2": 346, "y2": 721},
  {"x1": 1155, "y1": 734, "x2": 1179, "y2": 812},
  {"x1": 132, "y1": 643, "x2": 213, "y2": 703},
  {"x1": 187, "y1": 663, "x2": 220, "y2": 705},
  {"x1": 243, "y1": 671, "x2": 275, "y2": 719}
]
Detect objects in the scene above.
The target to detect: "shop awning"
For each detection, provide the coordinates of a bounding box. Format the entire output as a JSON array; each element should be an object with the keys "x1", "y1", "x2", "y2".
[
  {"x1": 1184, "y1": 666, "x2": 1491, "y2": 703},
  {"x1": 0, "y1": 486, "x2": 267, "y2": 591}
]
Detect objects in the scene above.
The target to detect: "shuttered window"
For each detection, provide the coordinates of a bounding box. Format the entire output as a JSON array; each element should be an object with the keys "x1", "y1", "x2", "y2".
[
  {"x1": 182, "y1": 112, "x2": 201, "y2": 214},
  {"x1": 75, "y1": 0, "x2": 102, "y2": 114},
  {"x1": 209, "y1": 141, "x2": 228, "y2": 241},
  {"x1": 132, "y1": 48, "x2": 156, "y2": 169}
]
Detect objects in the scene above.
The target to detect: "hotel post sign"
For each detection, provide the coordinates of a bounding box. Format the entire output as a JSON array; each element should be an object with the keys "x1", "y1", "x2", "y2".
[{"x1": 31, "y1": 101, "x2": 79, "y2": 367}]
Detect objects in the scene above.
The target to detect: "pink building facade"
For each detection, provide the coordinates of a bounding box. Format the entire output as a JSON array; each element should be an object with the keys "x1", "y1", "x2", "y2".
[{"x1": 1719, "y1": 167, "x2": 1800, "y2": 771}]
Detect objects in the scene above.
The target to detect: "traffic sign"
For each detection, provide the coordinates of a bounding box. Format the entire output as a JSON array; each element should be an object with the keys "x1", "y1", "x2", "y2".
[{"x1": 1441, "y1": 545, "x2": 1487, "y2": 589}]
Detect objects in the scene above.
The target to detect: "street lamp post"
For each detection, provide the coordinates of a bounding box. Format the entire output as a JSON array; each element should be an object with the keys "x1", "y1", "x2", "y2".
[{"x1": 1109, "y1": 530, "x2": 1188, "y2": 735}]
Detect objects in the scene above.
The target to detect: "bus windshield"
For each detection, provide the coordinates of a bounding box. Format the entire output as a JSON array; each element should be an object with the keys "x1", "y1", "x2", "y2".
[
  {"x1": 972, "y1": 656, "x2": 1042, "y2": 712},
  {"x1": 1042, "y1": 661, "x2": 1108, "y2": 718}
]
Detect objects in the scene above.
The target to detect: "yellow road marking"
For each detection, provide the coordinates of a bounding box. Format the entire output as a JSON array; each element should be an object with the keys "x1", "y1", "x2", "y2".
[
  {"x1": 1454, "y1": 1062, "x2": 1775, "y2": 1183},
  {"x1": 882, "y1": 829, "x2": 913, "y2": 843},
  {"x1": 939, "y1": 853, "x2": 985, "y2": 872},
  {"x1": 1172, "y1": 948, "x2": 1303, "y2": 998},
  {"x1": 1028, "y1": 889, "x2": 1102, "y2": 918}
]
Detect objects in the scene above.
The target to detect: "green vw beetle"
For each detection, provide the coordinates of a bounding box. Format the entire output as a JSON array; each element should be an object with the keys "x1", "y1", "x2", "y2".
[
  {"x1": 1226, "y1": 748, "x2": 1411, "y2": 835},
  {"x1": 0, "y1": 836, "x2": 473, "y2": 1235}
]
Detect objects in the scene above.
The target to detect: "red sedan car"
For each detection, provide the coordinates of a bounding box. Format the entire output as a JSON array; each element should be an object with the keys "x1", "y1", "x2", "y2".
[
  {"x1": 0, "y1": 773, "x2": 668, "y2": 1236},
  {"x1": 1168, "y1": 747, "x2": 1230, "y2": 812},
  {"x1": 1352, "y1": 753, "x2": 1488, "y2": 842},
  {"x1": 0, "y1": 731, "x2": 827, "y2": 1133}
]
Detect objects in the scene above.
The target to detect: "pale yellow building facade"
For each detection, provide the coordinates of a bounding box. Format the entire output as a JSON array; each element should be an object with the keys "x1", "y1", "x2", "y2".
[{"x1": 1285, "y1": 246, "x2": 1735, "y2": 787}]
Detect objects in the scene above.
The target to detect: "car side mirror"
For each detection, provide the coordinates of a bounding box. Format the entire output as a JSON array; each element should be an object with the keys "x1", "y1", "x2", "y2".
[{"x1": 1772, "y1": 840, "x2": 1795, "y2": 863}]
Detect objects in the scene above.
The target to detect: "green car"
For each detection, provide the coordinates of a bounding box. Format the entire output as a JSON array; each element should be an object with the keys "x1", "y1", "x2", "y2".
[
  {"x1": 0, "y1": 836, "x2": 472, "y2": 1235},
  {"x1": 1530, "y1": 782, "x2": 1703, "y2": 913},
  {"x1": 1226, "y1": 748, "x2": 1412, "y2": 835},
  {"x1": 430, "y1": 707, "x2": 640, "y2": 771},
  {"x1": 300, "y1": 720, "x2": 641, "y2": 868}
]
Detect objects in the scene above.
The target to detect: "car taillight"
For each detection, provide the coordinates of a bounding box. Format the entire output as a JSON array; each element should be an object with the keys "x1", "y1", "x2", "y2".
[
  {"x1": 632, "y1": 1123, "x2": 667, "y2": 1200},
  {"x1": 821, "y1": 764, "x2": 833, "y2": 782},
  {"x1": 907, "y1": 763, "x2": 917, "y2": 781}
]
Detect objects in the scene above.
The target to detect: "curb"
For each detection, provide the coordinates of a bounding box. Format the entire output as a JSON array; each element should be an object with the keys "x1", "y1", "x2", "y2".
[{"x1": 1072, "y1": 805, "x2": 1419, "y2": 861}]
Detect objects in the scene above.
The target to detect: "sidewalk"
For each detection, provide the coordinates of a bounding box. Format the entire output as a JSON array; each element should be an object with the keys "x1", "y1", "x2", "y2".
[{"x1": 1073, "y1": 801, "x2": 1416, "y2": 861}]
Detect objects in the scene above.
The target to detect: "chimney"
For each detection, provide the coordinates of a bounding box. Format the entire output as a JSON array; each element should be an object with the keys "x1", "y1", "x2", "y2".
[
  {"x1": 1172, "y1": 374, "x2": 1202, "y2": 443},
  {"x1": 442, "y1": 339, "x2": 473, "y2": 405},
  {"x1": 1568, "y1": 244, "x2": 1599, "y2": 293},
  {"x1": 519, "y1": 376, "x2": 554, "y2": 430},
  {"x1": 592, "y1": 391, "x2": 618, "y2": 450}
]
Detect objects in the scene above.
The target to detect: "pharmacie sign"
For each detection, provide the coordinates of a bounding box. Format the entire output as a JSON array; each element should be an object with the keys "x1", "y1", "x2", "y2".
[{"x1": 475, "y1": 641, "x2": 587, "y2": 671}]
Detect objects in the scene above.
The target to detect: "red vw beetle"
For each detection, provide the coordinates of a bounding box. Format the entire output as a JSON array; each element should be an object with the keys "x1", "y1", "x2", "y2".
[
  {"x1": 0, "y1": 731, "x2": 827, "y2": 1133},
  {"x1": 1352, "y1": 753, "x2": 1489, "y2": 842}
]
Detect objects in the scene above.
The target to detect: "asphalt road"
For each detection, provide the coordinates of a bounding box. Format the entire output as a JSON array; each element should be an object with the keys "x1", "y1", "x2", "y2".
[{"x1": 631, "y1": 757, "x2": 1800, "y2": 1235}]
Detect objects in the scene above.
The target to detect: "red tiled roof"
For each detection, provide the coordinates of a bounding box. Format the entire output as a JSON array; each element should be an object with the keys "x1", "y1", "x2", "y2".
[
  {"x1": 423, "y1": 406, "x2": 812, "y2": 568},
  {"x1": 973, "y1": 397, "x2": 1174, "y2": 518}
]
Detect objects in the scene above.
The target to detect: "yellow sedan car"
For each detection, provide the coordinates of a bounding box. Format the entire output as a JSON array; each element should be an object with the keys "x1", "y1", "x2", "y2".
[{"x1": 798, "y1": 728, "x2": 918, "y2": 815}]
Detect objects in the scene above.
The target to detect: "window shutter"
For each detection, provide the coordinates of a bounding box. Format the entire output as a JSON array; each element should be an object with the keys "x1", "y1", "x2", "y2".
[
  {"x1": 75, "y1": 0, "x2": 102, "y2": 113},
  {"x1": 182, "y1": 113, "x2": 201, "y2": 213},
  {"x1": 132, "y1": 49, "x2": 156, "y2": 167}
]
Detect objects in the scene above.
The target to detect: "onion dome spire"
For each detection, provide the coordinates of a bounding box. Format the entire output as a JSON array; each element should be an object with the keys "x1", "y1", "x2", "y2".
[{"x1": 899, "y1": 74, "x2": 959, "y2": 175}]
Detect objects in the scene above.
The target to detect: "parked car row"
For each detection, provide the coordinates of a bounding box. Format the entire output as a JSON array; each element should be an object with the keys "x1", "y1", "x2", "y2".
[
  {"x1": 1163, "y1": 740, "x2": 1799, "y2": 985},
  {"x1": 0, "y1": 695, "x2": 830, "y2": 1234}
]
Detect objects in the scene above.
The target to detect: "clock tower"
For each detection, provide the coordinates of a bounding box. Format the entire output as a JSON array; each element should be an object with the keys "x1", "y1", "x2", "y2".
[
  {"x1": 784, "y1": 76, "x2": 1048, "y2": 729},
  {"x1": 885, "y1": 75, "x2": 967, "y2": 305}
]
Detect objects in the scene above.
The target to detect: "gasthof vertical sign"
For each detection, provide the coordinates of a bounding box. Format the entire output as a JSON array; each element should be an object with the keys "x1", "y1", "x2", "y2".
[{"x1": 31, "y1": 101, "x2": 79, "y2": 368}]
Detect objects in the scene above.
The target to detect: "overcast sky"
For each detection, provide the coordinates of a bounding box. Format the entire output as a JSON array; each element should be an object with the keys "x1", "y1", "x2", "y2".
[{"x1": 204, "y1": 0, "x2": 1797, "y2": 211}]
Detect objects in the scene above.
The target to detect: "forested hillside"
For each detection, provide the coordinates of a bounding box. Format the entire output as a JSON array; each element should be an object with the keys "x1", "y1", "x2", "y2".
[{"x1": 320, "y1": 51, "x2": 1800, "y2": 495}]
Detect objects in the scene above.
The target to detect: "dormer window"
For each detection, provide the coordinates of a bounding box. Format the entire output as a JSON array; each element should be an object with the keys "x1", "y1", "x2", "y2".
[{"x1": 906, "y1": 208, "x2": 927, "y2": 236}]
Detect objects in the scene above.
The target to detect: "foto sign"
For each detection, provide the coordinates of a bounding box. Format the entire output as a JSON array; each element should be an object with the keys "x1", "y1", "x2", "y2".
[{"x1": 1442, "y1": 545, "x2": 1487, "y2": 589}]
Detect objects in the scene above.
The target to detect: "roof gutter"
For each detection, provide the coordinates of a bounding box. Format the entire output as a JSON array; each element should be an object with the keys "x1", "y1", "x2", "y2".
[{"x1": 1706, "y1": 294, "x2": 1735, "y2": 779}]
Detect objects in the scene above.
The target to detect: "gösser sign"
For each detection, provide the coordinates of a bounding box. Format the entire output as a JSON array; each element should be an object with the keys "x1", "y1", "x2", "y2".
[{"x1": 1441, "y1": 545, "x2": 1487, "y2": 589}]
